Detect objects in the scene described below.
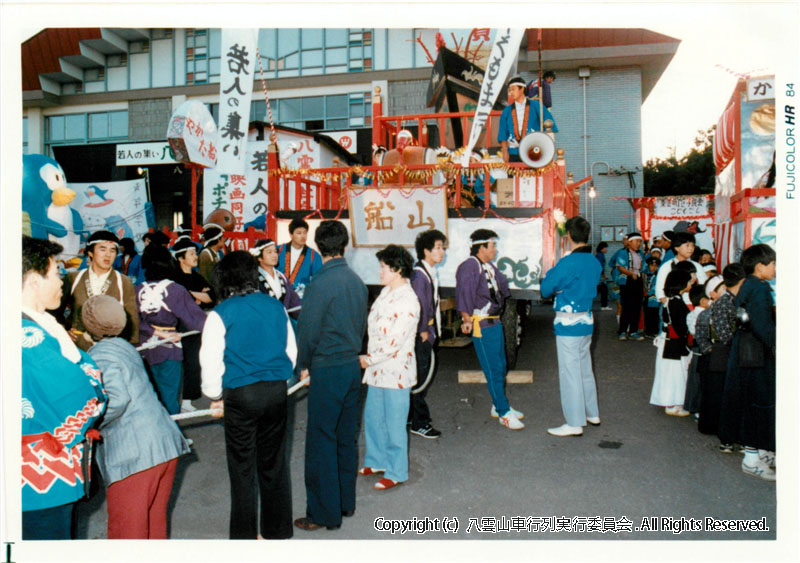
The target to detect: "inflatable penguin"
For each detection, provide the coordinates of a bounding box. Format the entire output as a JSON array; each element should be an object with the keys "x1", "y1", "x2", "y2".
[{"x1": 22, "y1": 154, "x2": 84, "y2": 263}]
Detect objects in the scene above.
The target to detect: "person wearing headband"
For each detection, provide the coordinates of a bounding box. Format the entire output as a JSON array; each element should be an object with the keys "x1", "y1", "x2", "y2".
[
  {"x1": 276, "y1": 217, "x2": 322, "y2": 299},
  {"x1": 172, "y1": 238, "x2": 216, "y2": 413},
  {"x1": 654, "y1": 231, "x2": 707, "y2": 306},
  {"x1": 61, "y1": 230, "x2": 139, "y2": 351},
  {"x1": 540, "y1": 216, "x2": 603, "y2": 437},
  {"x1": 198, "y1": 223, "x2": 226, "y2": 284},
  {"x1": 251, "y1": 238, "x2": 302, "y2": 319},
  {"x1": 614, "y1": 232, "x2": 646, "y2": 341},
  {"x1": 660, "y1": 230, "x2": 675, "y2": 262},
  {"x1": 455, "y1": 229, "x2": 523, "y2": 430},
  {"x1": 497, "y1": 76, "x2": 557, "y2": 164},
  {"x1": 136, "y1": 244, "x2": 207, "y2": 415}
]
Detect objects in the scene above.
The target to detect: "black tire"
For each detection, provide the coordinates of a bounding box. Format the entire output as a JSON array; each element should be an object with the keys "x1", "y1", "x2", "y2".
[{"x1": 502, "y1": 298, "x2": 519, "y2": 370}]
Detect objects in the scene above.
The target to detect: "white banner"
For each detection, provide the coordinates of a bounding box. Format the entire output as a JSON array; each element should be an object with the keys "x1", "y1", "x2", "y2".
[
  {"x1": 116, "y1": 142, "x2": 176, "y2": 166},
  {"x1": 217, "y1": 29, "x2": 258, "y2": 174},
  {"x1": 69, "y1": 179, "x2": 150, "y2": 253},
  {"x1": 276, "y1": 216, "x2": 544, "y2": 290},
  {"x1": 461, "y1": 28, "x2": 526, "y2": 166},
  {"x1": 348, "y1": 187, "x2": 448, "y2": 247},
  {"x1": 167, "y1": 100, "x2": 219, "y2": 168}
]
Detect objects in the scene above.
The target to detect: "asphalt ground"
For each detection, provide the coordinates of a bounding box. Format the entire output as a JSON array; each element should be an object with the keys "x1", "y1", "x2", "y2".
[{"x1": 71, "y1": 303, "x2": 783, "y2": 559}]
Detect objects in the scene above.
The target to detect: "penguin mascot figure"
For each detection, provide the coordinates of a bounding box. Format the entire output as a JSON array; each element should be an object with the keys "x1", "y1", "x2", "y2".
[{"x1": 22, "y1": 154, "x2": 85, "y2": 266}]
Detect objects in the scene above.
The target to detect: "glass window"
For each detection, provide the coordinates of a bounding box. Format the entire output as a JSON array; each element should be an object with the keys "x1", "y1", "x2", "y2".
[
  {"x1": 110, "y1": 111, "x2": 128, "y2": 137},
  {"x1": 325, "y1": 65, "x2": 347, "y2": 75},
  {"x1": 302, "y1": 50, "x2": 322, "y2": 67},
  {"x1": 65, "y1": 114, "x2": 85, "y2": 140},
  {"x1": 257, "y1": 29, "x2": 277, "y2": 62},
  {"x1": 89, "y1": 113, "x2": 108, "y2": 139},
  {"x1": 326, "y1": 95, "x2": 347, "y2": 117},
  {"x1": 327, "y1": 118, "x2": 348, "y2": 129},
  {"x1": 209, "y1": 29, "x2": 221, "y2": 57},
  {"x1": 326, "y1": 29, "x2": 347, "y2": 47},
  {"x1": 349, "y1": 103, "x2": 364, "y2": 118},
  {"x1": 279, "y1": 98, "x2": 302, "y2": 122},
  {"x1": 209, "y1": 58, "x2": 220, "y2": 76},
  {"x1": 303, "y1": 29, "x2": 323, "y2": 49},
  {"x1": 302, "y1": 97, "x2": 324, "y2": 119},
  {"x1": 195, "y1": 59, "x2": 208, "y2": 72},
  {"x1": 283, "y1": 52, "x2": 299, "y2": 69},
  {"x1": 23, "y1": 117, "x2": 28, "y2": 153},
  {"x1": 326, "y1": 47, "x2": 346, "y2": 65},
  {"x1": 251, "y1": 100, "x2": 266, "y2": 122},
  {"x1": 349, "y1": 117, "x2": 365, "y2": 127},
  {"x1": 277, "y1": 29, "x2": 299, "y2": 57}
]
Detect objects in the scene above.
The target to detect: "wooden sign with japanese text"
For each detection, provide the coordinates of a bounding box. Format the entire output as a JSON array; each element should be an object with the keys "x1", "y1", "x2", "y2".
[{"x1": 348, "y1": 186, "x2": 448, "y2": 247}]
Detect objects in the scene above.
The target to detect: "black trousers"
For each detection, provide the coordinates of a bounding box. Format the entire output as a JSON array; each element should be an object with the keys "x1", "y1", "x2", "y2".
[
  {"x1": 618, "y1": 278, "x2": 644, "y2": 335},
  {"x1": 181, "y1": 333, "x2": 202, "y2": 400},
  {"x1": 644, "y1": 303, "x2": 661, "y2": 336},
  {"x1": 304, "y1": 361, "x2": 361, "y2": 527},
  {"x1": 223, "y1": 380, "x2": 292, "y2": 539},
  {"x1": 597, "y1": 282, "x2": 608, "y2": 307},
  {"x1": 409, "y1": 337, "x2": 436, "y2": 429}
]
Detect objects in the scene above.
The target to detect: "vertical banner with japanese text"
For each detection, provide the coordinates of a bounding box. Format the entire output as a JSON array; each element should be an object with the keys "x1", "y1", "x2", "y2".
[
  {"x1": 217, "y1": 29, "x2": 258, "y2": 174},
  {"x1": 204, "y1": 141, "x2": 270, "y2": 232},
  {"x1": 461, "y1": 28, "x2": 526, "y2": 166},
  {"x1": 347, "y1": 186, "x2": 448, "y2": 247}
]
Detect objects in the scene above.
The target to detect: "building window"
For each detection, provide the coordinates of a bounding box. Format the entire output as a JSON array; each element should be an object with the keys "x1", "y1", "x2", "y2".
[
  {"x1": 254, "y1": 28, "x2": 373, "y2": 79},
  {"x1": 248, "y1": 92, "x2": 370, "y2": 132},
  {"x1": 44, "y1": 110, "x2": 129, "y2": 156},
  {"x1": 186, "y1": 29, "x2": 221, "y2": 84},
  {"x1": 23, "y1": 117, "x2": 28, "y2": 154}
]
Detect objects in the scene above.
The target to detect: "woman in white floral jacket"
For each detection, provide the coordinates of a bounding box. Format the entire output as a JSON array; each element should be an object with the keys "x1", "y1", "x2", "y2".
[{"x1": 359, "y1": 245, "x2": 420, "y2": 491}]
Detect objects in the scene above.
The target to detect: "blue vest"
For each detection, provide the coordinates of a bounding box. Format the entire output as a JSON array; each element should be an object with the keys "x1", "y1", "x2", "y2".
[
  {"x1": 215, "y1": 293, "x2": 293, "y2": 389},
  {"x1": 540, "y1": 248, "x2": 601, "y2": 337}
]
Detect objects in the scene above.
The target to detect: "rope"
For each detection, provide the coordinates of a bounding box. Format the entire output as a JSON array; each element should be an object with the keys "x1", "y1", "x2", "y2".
[
  {"x1": 170, "y1": 379, "x2": 309, "y2": 421},
  {"x1": 255, "y1": 48, "x2": 278, "y2": 143}
]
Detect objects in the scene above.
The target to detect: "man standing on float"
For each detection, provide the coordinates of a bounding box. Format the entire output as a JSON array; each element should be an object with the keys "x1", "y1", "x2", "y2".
[{"x1": 497, "y1": 76, "x2": 558, "y2": 163}]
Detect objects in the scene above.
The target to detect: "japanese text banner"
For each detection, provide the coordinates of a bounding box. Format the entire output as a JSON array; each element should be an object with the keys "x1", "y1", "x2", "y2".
[
  {"x1": 217, "y1": 29, "x2": 258, "y2": 174},
  {"x1": 348, "y1": 187, "x2": 448, "y2": 247},
  {"x1": 461, "y1": 28, "x2": 526, "y2": 166}
]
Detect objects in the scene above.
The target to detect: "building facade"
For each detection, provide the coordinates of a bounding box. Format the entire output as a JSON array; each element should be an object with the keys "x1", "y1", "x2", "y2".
[{"x1": 22, "y1": 27, "x2": 678, "y2": 247}]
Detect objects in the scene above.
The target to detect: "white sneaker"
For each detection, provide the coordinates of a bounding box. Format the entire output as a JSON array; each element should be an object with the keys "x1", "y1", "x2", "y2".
[
  {"x1": 665, "y1": 406, "x2": 690, "y2": 417},
  {"x1": 759, "y1": 450, "x2": 776, "y2": 468},
  {"x1": 491, "y1": 405, "x2": 525, "y2": 420},
  {"x1": 181, "y1": 400, "x2": 197, "y2": 413},
  {"x1": 587, "y1": 416, "x2": 601, "y2": 426},
  {"x1": 547, "y1": 424, "x2": 583, "y2": 437},
  {"x1": 499, "y1": 411, "x2": 525, "y2": 430},
  {"x1": 742, "y1": 458, "x2": 776, "y2": 481}
]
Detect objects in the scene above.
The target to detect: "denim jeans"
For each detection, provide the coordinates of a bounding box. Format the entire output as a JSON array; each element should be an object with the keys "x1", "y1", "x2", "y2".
[
  {"x1": 472, "y1": 322, "x2": 510, "y2": 416},
  {"x1": 555, "y1": 335, "x2": 599, "y2": 427},
  {"x1": 364, "y1": 385, "x2": 411, "y2": 482}
]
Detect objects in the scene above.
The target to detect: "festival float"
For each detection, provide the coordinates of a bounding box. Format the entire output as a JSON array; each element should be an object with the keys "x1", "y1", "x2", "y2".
[
  {"x1": 174, "y1": 29, "x2": 585, "y2": 367},
  {"x1": 711, "y1": 75, "x2": 776, "y2": 267}
]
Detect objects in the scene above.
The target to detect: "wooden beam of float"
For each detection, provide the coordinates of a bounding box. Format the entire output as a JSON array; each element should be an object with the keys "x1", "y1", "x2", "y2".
[{"x1": 458, "y1": 370, "x2": 533, "y2": 384}]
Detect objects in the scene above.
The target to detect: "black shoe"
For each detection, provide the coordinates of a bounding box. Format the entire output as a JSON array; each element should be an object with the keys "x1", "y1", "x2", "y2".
[
  {"x1": 342, "y1": 509, "x2": 355, "y2": 518},
  {"x1": 294, "y1": 517, "x2": 340, "y2": 531},
  {"x1": 410, "y1": 424, "x2": 442, "y2": 439}
]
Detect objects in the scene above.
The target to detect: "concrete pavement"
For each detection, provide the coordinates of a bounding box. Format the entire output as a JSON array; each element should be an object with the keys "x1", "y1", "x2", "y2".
[{"x1": 74, "y1": 304, "x2": 779, "y2": 551}]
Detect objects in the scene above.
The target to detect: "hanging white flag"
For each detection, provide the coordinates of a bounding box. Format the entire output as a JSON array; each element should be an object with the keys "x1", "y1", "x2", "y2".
[
  {"x1": 460, "y1": 28, "x2": 526, "y2": 167},
  {"x1": 217, "y1": 29, "x2": 258, "y2": 174}
]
